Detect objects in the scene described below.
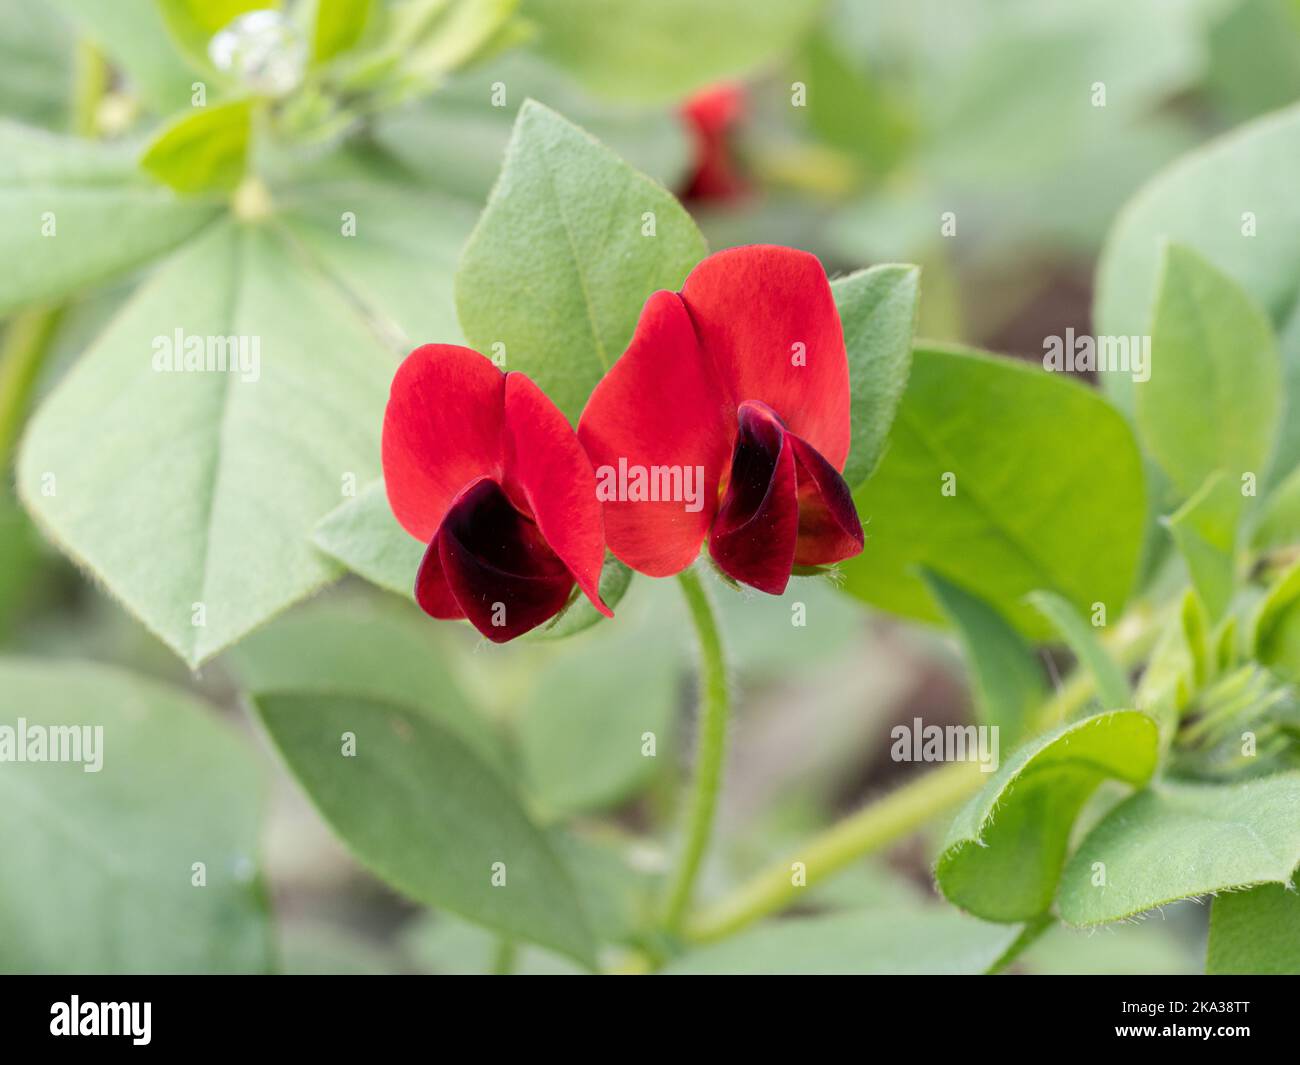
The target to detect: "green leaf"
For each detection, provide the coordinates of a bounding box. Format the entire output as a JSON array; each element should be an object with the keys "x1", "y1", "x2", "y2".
[
  {"x1": 1251, "y1": 557, "x2": 1300, "y2": 679},
  {"x1": 1207, "y1": 882, "x2": 1300, "y2": 975},
  {"x1": 1137, "y1": 243, "x2": 1280, "y2": 500},
  {"x1": 523, "y1": 0, "x2": 821, "y2": 104},
  {"x1": 936, "y1": 711, "x2": 1159, "y2": 923},
  {"x1": 1095, "y1": 103, "x2": 1300, "y2": 483},
  {"x1": 920, "y1": 568, "x2": 1044, "y2": 742},
  {"x1": 1026, "y1": 590, "x2": 1132, "y2": 711},
  {"x1": 840, "y1": 345, "x2": 1146, "y2": 638},
  {"x1": 800, "y1": 30, "x2": 913, "y2": 176},
  {"x1": 519, "y1": 595, "x2": 678, "y2": 815},
  {"x1": 18, "y1": 223, "x2": 391, "y2": 666},
  {"x1": 226, "y1": 596, "x2": 505, "y2": 774},
  {"x1": 0, "y1": 0, "x2": 74, "y2": 130},
  {"x1": 660, "y1": 908, "x2": 1022, "y2": 975},
  {"x1": 1164, "y1": 472, "x2": 1240, "y2": 621},
  {"x1": 454, "y1": 99, "x2": 707, "y2": 424},
  {"x1": 251, "y1": 688, "x2": 597, "y2": 966},
  {"x1": 141, "y1": 98, "x2": 253, "y2": 194},
  {"x1": 832, "y1": 264, "x2": 919, "y2": 490},
  {"x1": 310, "y1": 0, "x2": 373, "y2": 63},
  {"x1": 273, "y1": 149, "x2": 475, "y2": 347},
  {"x1": 1251, "y1": 462, "x2": 1300, "y2": 551},
  {"x1": 313, "y1": 480, "x2": 424, "y2": 598},
  {"x1": 1058, "y1": 773, "x2": 1300, "y2": 926},
  {"x1": 0, "y1": 658, "x2": 270, "y2": 973},
  {"x1": 50, "y1": 0, "x2": 197, "y2": 113},
  {"x1": 0, "y1": 121, "x2": 218, "y2": 313}
]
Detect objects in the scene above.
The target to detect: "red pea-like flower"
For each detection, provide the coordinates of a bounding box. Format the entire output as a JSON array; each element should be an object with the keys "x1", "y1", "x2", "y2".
[
  {"x1": 680, "y1": 82, "x2": 748, "y2": 203},
  {"x1": 383, "y1": 344, "x2": 611, "y2": 642},
  {"x1": 577, "y1": 245, "x2": 864, "y2": 596}
]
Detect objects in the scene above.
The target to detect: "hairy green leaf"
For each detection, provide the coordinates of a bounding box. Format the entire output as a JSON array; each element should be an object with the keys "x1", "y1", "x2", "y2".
[
  {"x1": 1027, "y1": 590, "x2": 1132, "y2": 711},
  {"x1": 1059, "y1": 773, "x2": 1300, "y2": 925},
  {"x1": 936, "y1": 711, "x2": 1159, "y2": 922},
  {"x1": 18, "y1": 223, "x2": 391, "y2": 666},
  {"x1": 1207, "y1": 882, "x2": 1300, "y2": 974},
  {"x1": 455, "y1": 99, "x2": 707, "y2": 423},
  {"x1": 841, "y1": 345, "x2": 1146, "y2": 637},
  {"x1": 252, "y1": 688, "x2": 597, "y2": 966},
  {"x1": 0, "y1": 122, "x2": 218, "y2": 313},
  {"x1": 0, "y1": 658, "x2": 270, "y2": 973},
  {"x1": 226, "y1": 596, "x2": 504, "y2": 773},
  {"x1": 140, "y1": 98, "x2": 253, "y2": 194},
  {"x1": 832, "y1": 264, "x2": 919, "y2": 490},
  {"x1": 921, "y1": 568, "x2": 1044, "y2": 742},
  {"x1": 1138, "y1": 243, "x2": 1280, "y2": 500}
]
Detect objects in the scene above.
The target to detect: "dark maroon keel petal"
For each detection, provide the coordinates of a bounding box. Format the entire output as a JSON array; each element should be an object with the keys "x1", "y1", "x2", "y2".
[
  {"x1": 414, "y1": 537, "x2": 465, "y2": 620},
  {"x1": 434, "y1": 478, "x2": 575, "y2": 642},
  {"x1": 708, "y1": 401, "x2": 798, "y2": 595},
  {"x1": 789, "y1": 433, "x2": 865, "y2": 566}
]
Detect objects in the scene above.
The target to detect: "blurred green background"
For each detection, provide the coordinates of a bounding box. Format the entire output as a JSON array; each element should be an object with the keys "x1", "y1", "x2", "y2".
[{"x1": 4, "y1": 0, "x2": 1296, "y2": 974}]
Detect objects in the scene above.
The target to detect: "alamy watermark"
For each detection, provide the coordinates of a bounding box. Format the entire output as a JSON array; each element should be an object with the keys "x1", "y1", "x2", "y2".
[
  {"x1": 152, "y1": 328, "x2": 261, "y2": 383},
  {"x1": 0, "y1": 718, "x2": 103, "y2": 773},
  {"x1": 890, "y1": 717, "x2": 999, "y2": 773},
  {"x1": 1043, "y1": 328, "x2": 1150, "y2": 382},
  {"x1": 594, "y1": 458, "x2": 706, "y2": 513}
]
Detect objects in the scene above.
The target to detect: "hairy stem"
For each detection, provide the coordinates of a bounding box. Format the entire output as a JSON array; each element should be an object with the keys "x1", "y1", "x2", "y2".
[
  {"x1": 683, "y1": 599, "x2": 1167, "y2": 944},
  {"x1": 662, "y1": 566, "x2": 730, "y2": 934},
  {"x1": 0, "y1": 307, "x2": 65, "y2": 473}
]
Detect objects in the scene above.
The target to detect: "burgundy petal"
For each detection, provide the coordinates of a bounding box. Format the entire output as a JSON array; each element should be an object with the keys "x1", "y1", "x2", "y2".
[
  {"x1": 789, "y1": 433, "x2": 865, "y2": 566},
  {"x1": 430, "y1": 478, "x2": 575, "y2": 642},
  {"x1": 414, "y1": 537, "x2": 465, "y2": 620},
  {"x1": 708, "y1": 401, "x2": 798, "y2": 594}
]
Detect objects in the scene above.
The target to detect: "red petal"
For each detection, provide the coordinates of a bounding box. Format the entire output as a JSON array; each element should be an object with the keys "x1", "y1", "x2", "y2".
[
  {"x1": 382, "y1": 344, "x2": 505, "y2": 542},
  {"x1": 681, "y1": 84, "x2": 747, "y2": 202},
  {"x1": 578, "y1": 290, "x2": 732, "y2": 577},
  {"x1": 681, "y1": 246, "x2": 850, "y2": 469},
  {"x1": 708, "y1": 401, "x2": 798, "y2": 595},
  {"x1": 434, "y1": 478, "x2": 575, "y2": 642},
  {"x1": 414, "y1": 536, "x2": 465, "y2": 620},
  {"x1": 503, "y1": 372, "x2": 611, "y2": 616},
  {"x1": 789, "y1": 433, "x2": 865, "y2": 566}
]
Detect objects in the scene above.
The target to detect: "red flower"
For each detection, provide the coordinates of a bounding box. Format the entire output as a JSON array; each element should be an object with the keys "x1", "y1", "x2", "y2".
[
  {"x1": 383, "y1": 344, "x2": 611, "y2": 642},
  {"x1": 681, "y1": 82, "x2": 748, "y2": 203},
  {"x1": 578, "y1": 245, "x2": 864, "y2": 595}
]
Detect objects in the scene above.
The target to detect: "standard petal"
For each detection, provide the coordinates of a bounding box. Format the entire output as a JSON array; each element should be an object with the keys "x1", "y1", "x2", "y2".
[
  {"x1": 382, "y1": 344, "x2": 505, "y2": 542},
  {"x1": 708, "y1": 401, "x2": 798, "y2": 594},
  {"x1": 681, "y1": 245, "x2": 850, "y2": 469},
  {"x1": 789, "y1": 433, "x2": 865, "y2": 566},
  {"x1": 578, "y1": 289, "x2": 731, "y2": 577},
  {"x1": 435, "y1": 478, "x2": 575, "y2": 642},
  {"x1": 503, "y1": 372, "x2": 611, "y2": 616}
]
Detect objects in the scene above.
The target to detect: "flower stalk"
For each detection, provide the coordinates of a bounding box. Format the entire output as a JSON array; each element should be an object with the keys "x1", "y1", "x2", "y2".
[{"x1": 661, "y1": 566, "x2": 731, "y2": 934}]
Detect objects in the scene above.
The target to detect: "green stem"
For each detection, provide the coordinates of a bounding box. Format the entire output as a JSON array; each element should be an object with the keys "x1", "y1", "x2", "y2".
[
  {"x1": 0, "y1": 41, "x2": 107, "y2": 476},
  {"x1": 0, "y1": 307, "x2": 65, "y2": 473},
  {"x1": 685, "y1": 759, "x2": 984, "y2": 944},
  {"x1": 72, "y1": 40, "x2": 108, "y2": 138},
  {"x1": 683, "y1": 599, "x2": 1167, "y2": 944},
  {"x1": 491, "y1": 938, "x2": 516, "y2": 975},
  {"x1": 662, "y1": 566, "x2": 730, "y2": 934}
]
